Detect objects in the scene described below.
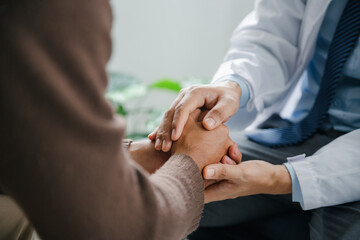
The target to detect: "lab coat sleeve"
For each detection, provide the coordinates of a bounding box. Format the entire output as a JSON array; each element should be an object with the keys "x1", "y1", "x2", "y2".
[
  {"x1": 287, "y1": 129, "x2": 360, "y2": 210},
  {"x1": 213, "y1": 0, "x2": 306, "y2": 120}
]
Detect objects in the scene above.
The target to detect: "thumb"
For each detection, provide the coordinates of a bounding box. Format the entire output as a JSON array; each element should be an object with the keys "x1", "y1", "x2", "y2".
[
  {"x1": 203, "y1": 163, "x2": 238, "y2": 180},
  {"x1": 202, "y1": 100, "x2": 236, "y2": 130}
]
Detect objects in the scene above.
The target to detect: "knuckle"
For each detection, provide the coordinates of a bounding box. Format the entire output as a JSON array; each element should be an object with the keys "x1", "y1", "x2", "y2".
[
  {"x1": 162, "y1": 133, "x2": 170, "y2": 140},
  {"x1": 188, "y1": 86, "x2": 200, "y2": 95},
  {"x1": 223, "y1": 125, "x2": 229, "y2": 135},
  {"x1": 157, "y1": 130, "x2": 170, "y2": 139},
  {"x1": 218, "y1": 167, "x2": 227, "y2": 178},
  {"x1": 218, "y1": 125, "x2": 229, "y2": 136},
  {"x1": 164, "y1": 109, "x2": 174, "y2": 118},
  {"x1": 156, "y1": 132, "x2": 163, "y2": 139},
  {"x1": 210, "y1": 109, "x2": 223, "y2": 120},
  {"x1": 191, "y1": 86, "x2": 200, "y2": 94},
  {"x1": 174, "y1": 103, "x2": 185, "y2": 112},
  {"x1": 182, "y1": 86, "x2": 191, "y2": 93},
  {"x1": 224, "y1": 96, "x2": 239, "y2": 109}
]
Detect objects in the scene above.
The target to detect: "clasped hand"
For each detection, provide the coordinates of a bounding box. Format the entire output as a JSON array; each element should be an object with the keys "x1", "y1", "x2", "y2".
[{"x1": 147, "y1": 81, "x2": 291, "y2": 203}]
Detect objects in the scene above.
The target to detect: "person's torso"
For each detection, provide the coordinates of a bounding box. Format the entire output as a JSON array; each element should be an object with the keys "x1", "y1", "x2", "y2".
[{"x1": 290, "y1": 0, "x2": 360, "y2": 132}]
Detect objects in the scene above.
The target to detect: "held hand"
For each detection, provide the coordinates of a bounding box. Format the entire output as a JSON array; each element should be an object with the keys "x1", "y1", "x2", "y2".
[
  {"x1": 203, "y1": 160, "x2": 292, "y2": 203},
  {"x1": 204, "y1": 144, "x2": 243, "y2": 188},
  {"x1": 129, "y1": 140, "x2": 171, "y2": 174},
  {"x1": 148, "y1": 81, "x2": 242, "y2": 152},
  {"x1": 171, "y1": 110, "x2": 235, "y2": 171}
]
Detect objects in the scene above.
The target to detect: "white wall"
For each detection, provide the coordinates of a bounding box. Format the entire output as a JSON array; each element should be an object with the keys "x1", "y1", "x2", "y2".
[{"x1": 108, "y1": 0, "x2": 254, "y2": 83}]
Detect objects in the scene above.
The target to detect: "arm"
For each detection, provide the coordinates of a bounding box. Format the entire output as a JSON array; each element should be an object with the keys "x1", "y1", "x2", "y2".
[
  {"x1": 286, "y1": 129, "x2": 360, "y2": 210},
  {"x1": 149, "y1": 0, "x2": 306, "y2": 150},
  {"x1": 204, "y1": 130, "x2": 360, "y2": 210},
  {"x1": 0, "y1": 1, "x2": 232, "y2": 239},
  {"x1": 203, "y1": 159, "x2": 291, "y2": 203},
  {"x1": 214, "y1": 0, "x2": 305, "y2": 113}
]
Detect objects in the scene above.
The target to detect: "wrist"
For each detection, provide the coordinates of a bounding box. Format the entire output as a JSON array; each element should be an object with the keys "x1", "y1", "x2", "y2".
[
  {"x1": 217, "y1": 80, "x2": 242, "y2": 95},
  {"x1": 269, "y1": 165, "x2": 292, "y2": 195},
  {"x1": 128, "y1": 141, "x2": 141, "y2": 162},
  {"x1": 173, "y1": 151, "x2": 205, "y2": 171}
]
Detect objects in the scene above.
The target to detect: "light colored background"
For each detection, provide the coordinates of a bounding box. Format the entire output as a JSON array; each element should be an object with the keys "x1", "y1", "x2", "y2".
[{"x1": 108, "y1": 0, "x2": 255, "y2": 83}]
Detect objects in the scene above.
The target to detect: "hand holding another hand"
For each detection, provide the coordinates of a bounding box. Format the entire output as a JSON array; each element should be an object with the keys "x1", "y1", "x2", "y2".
[{"x1": 203, "y1": 158, "x2": 292, "y2": 203}]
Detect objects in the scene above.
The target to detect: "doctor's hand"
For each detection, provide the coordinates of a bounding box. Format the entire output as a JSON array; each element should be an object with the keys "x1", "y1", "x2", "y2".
[
  {"x1": 129, "y1": 140, "x2": 170, "y2": 174},
  {"x1": 203, "y1": 160, "x2": 292, "y2": 203},
  {"x1": 148, "y1": 81, "x2": 242, "y2": 152},
  {"x1": 171, "y1": 110, "x2": 236, "y2": 171}
]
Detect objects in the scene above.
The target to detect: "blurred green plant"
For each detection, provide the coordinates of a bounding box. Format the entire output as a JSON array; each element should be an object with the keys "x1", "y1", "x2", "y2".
[
  {"x1": 106, "y1": 71, "x2": 208, "y2": 139},
  {"x1": 149, "y1": 78, "x2": 182, "y2": 92}
]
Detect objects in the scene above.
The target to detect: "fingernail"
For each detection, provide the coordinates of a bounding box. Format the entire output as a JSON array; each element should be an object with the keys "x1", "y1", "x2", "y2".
[
  {"x1": 206, "y1": 168, "x2": 215, "y2": 177},
  {"x1": 155, "y1": 139, "x2": 161, "y2": 148},
  {"x1": 234, "y1": 147, "x2": 240, "y2": 156},
  {"x1": 171, "y1": 129, "x2": 176, "y2": 140},
  {"x1": 162, "y1": 140, "x2": 167, "y2": 150},
  {"x1": 204, "y1": 118, "x2": 215, "y2": 129}
]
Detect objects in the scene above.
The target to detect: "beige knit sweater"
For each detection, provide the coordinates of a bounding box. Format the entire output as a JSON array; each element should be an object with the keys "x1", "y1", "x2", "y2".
[{"x1": 0, "y1": 0, "x2": 204, "y2": 239}]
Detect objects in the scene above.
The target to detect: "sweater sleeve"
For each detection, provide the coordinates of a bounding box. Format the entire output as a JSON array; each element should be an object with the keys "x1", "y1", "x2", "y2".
[{"x1": 0, "y1": 1, "x2": 204, "y2": 240}]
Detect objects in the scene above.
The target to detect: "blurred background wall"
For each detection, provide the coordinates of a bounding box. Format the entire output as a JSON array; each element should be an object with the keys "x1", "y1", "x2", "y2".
[{"x1": 108, "y1": 0, "x2": 255, "y2": 83}]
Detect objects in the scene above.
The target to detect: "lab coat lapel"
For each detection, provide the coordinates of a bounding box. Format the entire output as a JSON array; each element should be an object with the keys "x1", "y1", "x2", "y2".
[
  {"x1": 279, "y1": 0, "x2": 332, "y2": 119},
  {"x1": 297, "y1": 0, "x2": 332, "y2": 67}
]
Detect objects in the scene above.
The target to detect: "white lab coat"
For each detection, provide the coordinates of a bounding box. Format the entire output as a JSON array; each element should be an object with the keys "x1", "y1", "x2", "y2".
[{"x1": 214, "y1": 0, "x2": 360, "y2": 210}]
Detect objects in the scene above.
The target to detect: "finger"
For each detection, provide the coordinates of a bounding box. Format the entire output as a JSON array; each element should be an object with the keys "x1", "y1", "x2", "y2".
[
  {"x1": 171, "y1": 93, "x2": 207, "y2": 141},
  {"x1": 170, "y1": 89, "x2": 186, "y2": 109},
  {"x1": 221, "y1": 155, "x2": 237, "y2": 165},
  {"x1": 155, "y1": 138, "x2": 162, "y2": 151},
  {"x1": 228, "y1": 143, "x2": 242, "y2": 164},
  {"x1": 154, "y1": 92, "x2": 185, "y2": 151},
  {"x1": 204, "y1": 181, "x2": 234, "y2": 203},
  {"x1": 202, "y1": 97, "x2": 238, "y2": 130},
  {"x1": 189, "y1": 109, "x2": 202, "y2": 122},
  {"x1": 161, "y1": 140, "x2": 172, "y2": 152},
  {"x1": 203, "y1": 163, "x2": 238, "y2": 180},
  {"x1": 198, "y1": 110, "x2": 210, "y2": 122},
  {"x1": 148, "y1": 127, "x2": 158, "y2": 141},
  {"x1": 154, "y1": 90, "x2": 185, "y2": 143}
]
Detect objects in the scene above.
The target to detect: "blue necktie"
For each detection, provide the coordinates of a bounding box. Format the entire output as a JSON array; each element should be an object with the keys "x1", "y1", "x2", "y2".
[{"x1": 247, "y1": 0, "x2": 360, "y2": 147}]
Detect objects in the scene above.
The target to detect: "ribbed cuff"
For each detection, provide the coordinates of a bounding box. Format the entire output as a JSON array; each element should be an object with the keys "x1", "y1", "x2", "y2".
[{"x1": 152, "y1": 154, "x2": 204, "y2": 236}]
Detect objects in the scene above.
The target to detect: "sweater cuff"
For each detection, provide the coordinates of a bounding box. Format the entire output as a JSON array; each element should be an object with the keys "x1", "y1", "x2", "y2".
[{"x1": 152, "y1": 154, "x2": 204, "y2": 235}]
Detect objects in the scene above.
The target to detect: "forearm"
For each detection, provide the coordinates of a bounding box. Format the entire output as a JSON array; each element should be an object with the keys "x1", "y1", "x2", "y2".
[
  {"x1": 213, "y1": 0, "x2": 305, "y2": 112},
  {"x1": 287, "y1": 129, "x2": 360, "y2": 210}
]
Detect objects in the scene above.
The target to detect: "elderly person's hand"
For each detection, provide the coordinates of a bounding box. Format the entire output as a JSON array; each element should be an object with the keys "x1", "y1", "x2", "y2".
[
  {"x1": 129, "y1": 140, "x2": 170, "y2": 174},
  {"x1": 171, "y1": 109, "x2": 237, "y2": 171}
]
